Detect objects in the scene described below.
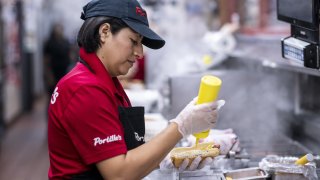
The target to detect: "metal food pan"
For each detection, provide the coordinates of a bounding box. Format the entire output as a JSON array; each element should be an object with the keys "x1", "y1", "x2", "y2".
[
  {"x1": 272, "y1": 173, "x2": 308, "y2": 180},
  {"x1": 224, "y1": 167, "x2": 269, "y2": 180}
]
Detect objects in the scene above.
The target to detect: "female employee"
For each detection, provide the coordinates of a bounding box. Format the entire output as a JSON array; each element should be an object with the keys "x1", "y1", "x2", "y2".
[{"x1": 47, "y1": 0, "x2": 224, "y2": 179}]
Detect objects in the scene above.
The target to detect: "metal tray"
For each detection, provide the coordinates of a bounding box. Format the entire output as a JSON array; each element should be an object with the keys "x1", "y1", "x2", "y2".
[
  {"x1": 224, "y1": 167, "x2": 269, "y2": 180},
  {"x1": 144, "y1": 168, "x2": 226, "y2": 180}
]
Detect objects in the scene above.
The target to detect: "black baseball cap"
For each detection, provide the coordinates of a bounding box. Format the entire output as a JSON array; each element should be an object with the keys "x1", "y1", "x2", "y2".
[{"x1": 81, "y1": 0, "x2": 165, "y2": 49}]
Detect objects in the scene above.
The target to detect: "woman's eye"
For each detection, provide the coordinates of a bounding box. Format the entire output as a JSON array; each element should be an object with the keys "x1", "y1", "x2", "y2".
[{"x1": 130, "y1": 39, "x2": 138, "y2": 46}]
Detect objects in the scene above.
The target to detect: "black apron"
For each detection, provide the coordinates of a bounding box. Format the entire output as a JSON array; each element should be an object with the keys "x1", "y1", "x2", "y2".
[{"x1": 71, "y1": 58, "x2": 145, "y2": 180}]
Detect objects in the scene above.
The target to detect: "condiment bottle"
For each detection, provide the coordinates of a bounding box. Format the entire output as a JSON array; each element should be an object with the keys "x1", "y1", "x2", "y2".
[
  {"x1": 193, "y1": 75, "x2": 222, "y2": 146},
  {"x1": 295, "y1": 153, "x2": 314, "y2": 165}
]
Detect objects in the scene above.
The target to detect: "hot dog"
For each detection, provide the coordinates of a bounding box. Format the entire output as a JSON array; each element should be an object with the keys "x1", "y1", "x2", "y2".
[{"x1": 170, "y1": 142, "x2": 220, "y2": 168}]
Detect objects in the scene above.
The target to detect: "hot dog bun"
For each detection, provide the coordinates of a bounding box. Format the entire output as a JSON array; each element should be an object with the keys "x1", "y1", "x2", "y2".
[{"x1": 170, "y1": 142, "x2": 220, "y2": 168}]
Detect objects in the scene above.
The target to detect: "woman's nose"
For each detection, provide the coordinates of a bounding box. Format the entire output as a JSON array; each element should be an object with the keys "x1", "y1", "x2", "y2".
[{"x1": 134, "y1": 44, "x2": 143, "y2": 59}]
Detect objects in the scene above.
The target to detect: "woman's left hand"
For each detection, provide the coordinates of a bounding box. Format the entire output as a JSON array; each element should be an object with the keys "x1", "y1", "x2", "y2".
[{"x1": 186, "y1": 129, "x2": 240, "y2": 155}]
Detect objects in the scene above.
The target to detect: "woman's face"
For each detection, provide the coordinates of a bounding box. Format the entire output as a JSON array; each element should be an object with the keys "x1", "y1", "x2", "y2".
[{"x1": 97, "y1": 24, "x2": 143, "y2": 77}]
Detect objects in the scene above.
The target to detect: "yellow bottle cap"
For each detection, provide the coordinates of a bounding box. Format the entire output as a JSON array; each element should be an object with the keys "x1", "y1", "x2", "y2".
[{"x1": 194, "y1": 130, "x2": 210, "y2": 139}]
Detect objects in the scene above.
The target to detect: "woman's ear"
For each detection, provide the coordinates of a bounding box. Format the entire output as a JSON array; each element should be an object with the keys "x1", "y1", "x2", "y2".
[{"x1": 99, "y1": 23, "x2": 111, "y2": 43}]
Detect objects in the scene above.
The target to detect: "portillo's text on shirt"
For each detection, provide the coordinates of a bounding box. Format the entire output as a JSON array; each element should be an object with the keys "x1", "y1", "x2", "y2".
[{"x1": 93, "y1": 135, "x2": 122, "y2": 146}]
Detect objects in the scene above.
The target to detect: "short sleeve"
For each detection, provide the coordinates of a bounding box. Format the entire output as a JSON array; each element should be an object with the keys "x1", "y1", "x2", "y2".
[{"x1": 63, "y1": 85, "x2": 127, "y2": 165}]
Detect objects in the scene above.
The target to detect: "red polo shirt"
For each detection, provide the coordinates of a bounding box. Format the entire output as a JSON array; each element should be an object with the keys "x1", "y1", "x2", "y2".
[{"x1": 48, "y1": 48, "x2": 131, "y2": 179}]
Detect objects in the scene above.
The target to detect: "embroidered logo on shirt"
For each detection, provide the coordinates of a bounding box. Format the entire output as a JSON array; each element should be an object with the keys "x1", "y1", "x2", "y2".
[
  {"x1": 50, "y1": 87, "x2": 59, "y2": 104},
  {"x1": 134, "y1": 132, "x2": 144, "y2": 142},
  {"x1": 93, "y1": 135, "x2": 122, "y2": 146}
]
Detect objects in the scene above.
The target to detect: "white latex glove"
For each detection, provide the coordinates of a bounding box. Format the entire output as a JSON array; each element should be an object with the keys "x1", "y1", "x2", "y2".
[
  {"x1": 170, "y1": 98, "x2": 225, "y2": 137},
  {"x1": 204, "y1": 133, "x2": 239, "y2": 155},
  {"x1": 159, "y1": 154, "x2": 174, "y2": 170},
  {"x1": 159, "y1": 154, "x2": 213, "y2": 172},
  {"x1": 187, "y1": 129, "x2": 240, "y2": 155}
]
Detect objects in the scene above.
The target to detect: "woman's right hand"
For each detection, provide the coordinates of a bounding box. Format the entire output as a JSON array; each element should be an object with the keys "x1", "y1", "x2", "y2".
[{"x1": 170, "y1": 97, "x2": 225, "y2": 137}]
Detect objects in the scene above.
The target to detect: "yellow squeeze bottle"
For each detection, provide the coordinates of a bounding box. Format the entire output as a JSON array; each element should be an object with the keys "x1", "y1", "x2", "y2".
[
  {"x1": 295, "y1": 154, "x2": 314, "y2": 165},
  {"x1": 193, "y1": 75, "x2": 222, "y2": 146}
]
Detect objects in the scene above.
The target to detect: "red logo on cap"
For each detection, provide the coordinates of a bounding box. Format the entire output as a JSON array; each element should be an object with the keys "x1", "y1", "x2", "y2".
[{"x1": 136, "y1": 7, "x2": 146, "y2": 17}]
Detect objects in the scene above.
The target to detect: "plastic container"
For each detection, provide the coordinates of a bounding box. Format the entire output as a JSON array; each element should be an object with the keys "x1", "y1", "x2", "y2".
[
  {"x1": 259, "y1": 155, "x2": 318, "y2": 180},
  {"x1": 193, "y1": 75, "x2": 222, "y2": 140}
]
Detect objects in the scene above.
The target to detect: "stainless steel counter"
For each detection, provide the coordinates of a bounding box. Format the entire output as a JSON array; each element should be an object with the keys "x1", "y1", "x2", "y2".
[{"x1": 144, "y1": 168, "x2": 226, "y2": 180}]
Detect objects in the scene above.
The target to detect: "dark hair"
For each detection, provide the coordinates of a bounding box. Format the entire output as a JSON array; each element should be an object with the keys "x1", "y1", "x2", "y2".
[{"x1": 77, "y1": 16, "x2": 128, "y2": 53}]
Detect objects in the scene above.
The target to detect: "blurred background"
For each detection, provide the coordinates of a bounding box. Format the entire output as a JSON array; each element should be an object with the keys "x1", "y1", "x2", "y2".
[{"x1": 0, "y1": 0, "x2": 319, "y2": 179}]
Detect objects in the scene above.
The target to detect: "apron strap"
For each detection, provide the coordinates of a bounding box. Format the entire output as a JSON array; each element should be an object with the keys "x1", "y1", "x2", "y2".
[
  {"x1": 118, "y1": 106, "x2": 145, "y2": 150},
  {"x1": 78, "y1": 57, "x2": 94, "y2": 73}
]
